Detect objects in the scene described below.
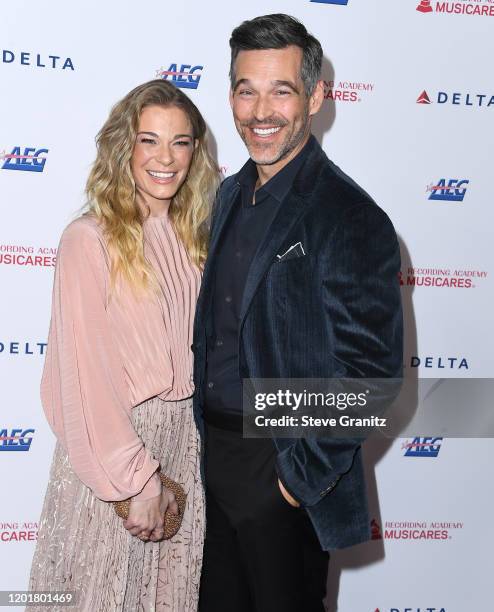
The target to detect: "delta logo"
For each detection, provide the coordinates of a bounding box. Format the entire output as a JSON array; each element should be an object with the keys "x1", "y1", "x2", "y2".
[
  {"x1": 0, "y1": 341, "x2": 47, "y2": 356},
  {"x1": 399, "y1": 266, "x2": 488, "y2": 289},
  {"x1": 417, "y1": 89, "x2": 494, "y2": 107},
  {"x1": 0, "y1": 521, "x2": 38, "y2": 542},
  {"x1": 402, "y1": 437, "x2": 443, "y2": 457},
  {"x1": 0, "y1": 243, "x2": 57, "y2": 267},
  {"x1": 323, "y1": 80, "x2": 374, "y2": 103},
  {"x1": 427, "y1": 178, "x2": 469, "y2": 202},
  {"x1": 155, "y1": 63, "x2": 203, "y2": 89},
  {"x1": 408, "y1": 356, "x2": 469, "y2": 370},
  {"x1": 310, "y1": 0, "x2": 349, "y2": 4},
  {"x1": 1, "y1": 49, "x2": 74, "y2": 70},
  {"x1": 0, "y1": 428, "x2": 35, "y2": 451},
  {"x1": 374, "y1": 607, "x2": 446, "y2": 612},
  {"x1": 1, "y1": 147, "x2": 49, "y2": 173},
  {"x1": 417, "y1": 0, "x2": 494, "y2": 17},
  {"x1": 371, "y1": 518, "x2": 463, "y2": 541}
]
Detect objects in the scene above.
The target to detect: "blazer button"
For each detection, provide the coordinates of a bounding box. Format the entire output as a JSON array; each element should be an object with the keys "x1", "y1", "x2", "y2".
[{"x1": 319, "y1": 478, "x2": 340, "y2": 497}]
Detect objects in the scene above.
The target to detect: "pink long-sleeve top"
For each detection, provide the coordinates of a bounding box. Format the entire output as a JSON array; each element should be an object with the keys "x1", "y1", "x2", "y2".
[{"x1": 40, "y1": 214, "x2": 201, "y2": 502}]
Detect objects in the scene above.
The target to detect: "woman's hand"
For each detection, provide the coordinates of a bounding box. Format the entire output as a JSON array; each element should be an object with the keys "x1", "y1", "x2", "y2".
[
  {"x1": 149, "y1": 487, "x2": 179, "y2": 542},
  {"x1": 123, "y1": 487, "x2": 179, "y2": 542}
]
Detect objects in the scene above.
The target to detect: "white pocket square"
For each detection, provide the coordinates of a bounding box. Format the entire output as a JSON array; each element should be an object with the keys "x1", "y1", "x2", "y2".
[{"x1": 276, "y1": 241, "x2": 306, "y2": 261}]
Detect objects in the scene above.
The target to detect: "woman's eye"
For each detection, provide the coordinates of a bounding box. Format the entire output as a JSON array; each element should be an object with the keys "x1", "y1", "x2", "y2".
[
  {"x1": 175, "y1": 140, "x2": 191, "y2": 147},
  {"x1": 140, "y1": 138, "x2": 156, "y2": 144}
]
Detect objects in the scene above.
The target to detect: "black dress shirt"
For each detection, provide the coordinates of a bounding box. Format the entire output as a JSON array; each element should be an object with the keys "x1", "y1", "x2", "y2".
[{"x1": 204, "y1": 137, "x2": 314, "y2": 418}]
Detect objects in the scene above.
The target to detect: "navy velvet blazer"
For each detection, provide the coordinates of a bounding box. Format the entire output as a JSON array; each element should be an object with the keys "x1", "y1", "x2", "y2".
[{"x1": 192, "y1": 137, "x2": 403, "y2": 551}]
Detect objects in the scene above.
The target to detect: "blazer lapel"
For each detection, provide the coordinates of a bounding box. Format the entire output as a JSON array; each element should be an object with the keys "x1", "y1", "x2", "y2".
[
  {"x1": 239, "y1": 191, "x2": 307, "y2": 324},
  {"x1": 239, "y1": 138, "x2": 327, "y2": 325}
]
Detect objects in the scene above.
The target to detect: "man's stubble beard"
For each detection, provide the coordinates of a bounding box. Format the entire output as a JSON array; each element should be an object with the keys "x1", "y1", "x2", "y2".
[{"x1": 238, "y1": 103, "x2": 311, "y2": 166}]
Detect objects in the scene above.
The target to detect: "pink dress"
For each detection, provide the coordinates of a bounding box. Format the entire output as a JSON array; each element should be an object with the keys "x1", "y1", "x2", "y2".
[{"x1": 28, "y1": 214, "x2": 205, "y2": 611}]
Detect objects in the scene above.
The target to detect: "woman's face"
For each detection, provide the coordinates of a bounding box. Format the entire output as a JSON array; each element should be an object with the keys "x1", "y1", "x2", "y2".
[{"x1": 131, "y1": 104, "x2": 196, "y2": 214}]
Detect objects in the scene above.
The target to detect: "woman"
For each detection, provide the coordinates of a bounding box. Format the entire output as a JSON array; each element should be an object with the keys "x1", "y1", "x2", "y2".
[{"x1": 28, "y1": 79, "x2": 218, "y2": 611}]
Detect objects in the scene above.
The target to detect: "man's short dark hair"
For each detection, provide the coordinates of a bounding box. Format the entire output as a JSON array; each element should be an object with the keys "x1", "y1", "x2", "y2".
[{"x1": 229, "y1": 14, "x2": 323, "y2": 96}]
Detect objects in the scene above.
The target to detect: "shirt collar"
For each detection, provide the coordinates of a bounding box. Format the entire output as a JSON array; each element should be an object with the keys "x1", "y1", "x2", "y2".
[{"x1": 237, "y1": 134, "x2": 317, "y2": 206}]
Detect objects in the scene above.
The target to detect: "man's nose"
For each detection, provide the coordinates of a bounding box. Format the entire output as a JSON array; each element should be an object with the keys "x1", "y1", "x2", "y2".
[{"x1": 253, "y1": 95, "x2": 273, "y2": 123}]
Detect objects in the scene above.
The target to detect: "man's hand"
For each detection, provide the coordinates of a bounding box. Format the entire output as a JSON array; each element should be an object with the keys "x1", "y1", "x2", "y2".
[{"x1": 278, "y1": 479, "x2": 300, "y2": 508}]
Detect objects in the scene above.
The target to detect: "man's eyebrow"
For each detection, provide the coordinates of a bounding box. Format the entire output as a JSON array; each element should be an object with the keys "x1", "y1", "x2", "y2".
[
  {"x1": 272, "y1": 80, "x2": 300, "y2": 93},
  {"x1": 232, "y1": 79, "x2": 300, "y2": 94},
  {"x1": 233, "y1": 78, "x2": 251, "y2": 92}
]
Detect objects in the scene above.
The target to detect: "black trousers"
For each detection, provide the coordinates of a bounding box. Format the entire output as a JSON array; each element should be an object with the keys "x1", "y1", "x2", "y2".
[{"x1": 199, "y1": 423, "x2": 329, "y2": 612}]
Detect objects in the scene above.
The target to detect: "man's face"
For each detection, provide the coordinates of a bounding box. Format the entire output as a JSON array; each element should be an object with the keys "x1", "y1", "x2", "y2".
[{"x1": 230, "y1": 46, "x2": 321, "y2": 167}]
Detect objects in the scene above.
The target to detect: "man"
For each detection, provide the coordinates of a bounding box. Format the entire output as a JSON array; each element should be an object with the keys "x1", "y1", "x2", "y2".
[{"x1": 192, "y1": 13, "x2": 403, "y2": 612}]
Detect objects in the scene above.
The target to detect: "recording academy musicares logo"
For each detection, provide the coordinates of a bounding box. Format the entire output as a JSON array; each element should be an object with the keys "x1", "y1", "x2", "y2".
[
  {"x1": 417, "y1": 0, "x2": 434, "y2": 11},
  {"x1": 399, "y1": 267, "x2": 488, "y2": 288},
  {"x1": 0, "y1": 521, "x2": 38, "y2": 542},
  {"x1": 371, "y1": 518, "x2": 463, "y2": 541},
  {"x1": 417, "y1": 0, "x2": 494, "y2": 17},
  {"x1": 0, "y1": 244, "x2": 57, "y2": 267},
  {"x1": 323, "y1": 79, "x2": 375, "y2": 103}
]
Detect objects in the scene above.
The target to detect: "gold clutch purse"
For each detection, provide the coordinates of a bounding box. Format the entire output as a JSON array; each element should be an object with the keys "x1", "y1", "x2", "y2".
[{"x1": 113, "y1": 473, "x2": 186, "y2": 540}]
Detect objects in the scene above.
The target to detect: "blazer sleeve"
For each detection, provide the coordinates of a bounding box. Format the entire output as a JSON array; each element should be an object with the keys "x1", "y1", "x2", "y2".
[
  {"x1": 275, "y1": 202, "x2": 403, "y2": 507},
  {"x1": 40, "y1": 220, "x2": 161, "y2": 502}
]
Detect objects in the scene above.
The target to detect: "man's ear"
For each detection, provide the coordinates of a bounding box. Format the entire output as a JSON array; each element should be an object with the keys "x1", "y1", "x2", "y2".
[
  {"x1": 229, "y1": 88, "x2": 234, "y2": 109},
  {"x1": 308, "y1": 80, "x2": 324, "y2": 117}
]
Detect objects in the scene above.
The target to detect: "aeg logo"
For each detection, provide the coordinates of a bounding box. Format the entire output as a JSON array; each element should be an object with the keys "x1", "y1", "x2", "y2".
[
  {"x1": 0, "y1": 428, "x2": 35, "y2": 451},
  {"x1": 1, "y1": 147, "x2": 49, "y2": 172},
  {"x1": 156, "y1": 63, "x2": 203, "y2": 89}
]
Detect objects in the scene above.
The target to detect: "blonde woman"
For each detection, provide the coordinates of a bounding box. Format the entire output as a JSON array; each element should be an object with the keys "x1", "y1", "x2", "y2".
[{"x1": 28, "y1": 80, "x2": 218, "y2": 611}]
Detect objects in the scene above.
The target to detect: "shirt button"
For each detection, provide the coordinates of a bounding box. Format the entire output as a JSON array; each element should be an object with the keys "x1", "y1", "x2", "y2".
[
  {"x1": 216, "y1": 339, "x2": 224, "y2": 347},
  {"x1": 225, "y1": 296, "x2": 232, "y2": 303},
  {"x1": 208, "y1": 382, "x2": 214, "y2": 389},
  {"x1": 235, "y1": 251, "x2": 242, "y2": 258}
]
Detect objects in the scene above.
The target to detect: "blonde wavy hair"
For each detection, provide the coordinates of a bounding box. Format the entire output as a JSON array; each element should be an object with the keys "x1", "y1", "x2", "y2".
[{"x1": 85, "y1": 79, "x2": 219, "y2": 289}]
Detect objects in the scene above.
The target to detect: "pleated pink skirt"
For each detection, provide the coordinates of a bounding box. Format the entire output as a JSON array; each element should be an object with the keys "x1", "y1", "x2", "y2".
[{"x1": 28, "y1": 396, "x2": 205, "y2": 611}]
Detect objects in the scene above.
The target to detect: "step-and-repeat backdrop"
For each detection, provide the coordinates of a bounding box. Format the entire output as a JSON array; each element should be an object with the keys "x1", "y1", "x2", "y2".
[{"x1": 1, "y1": 1, "x2": 492, "y2": 611}]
